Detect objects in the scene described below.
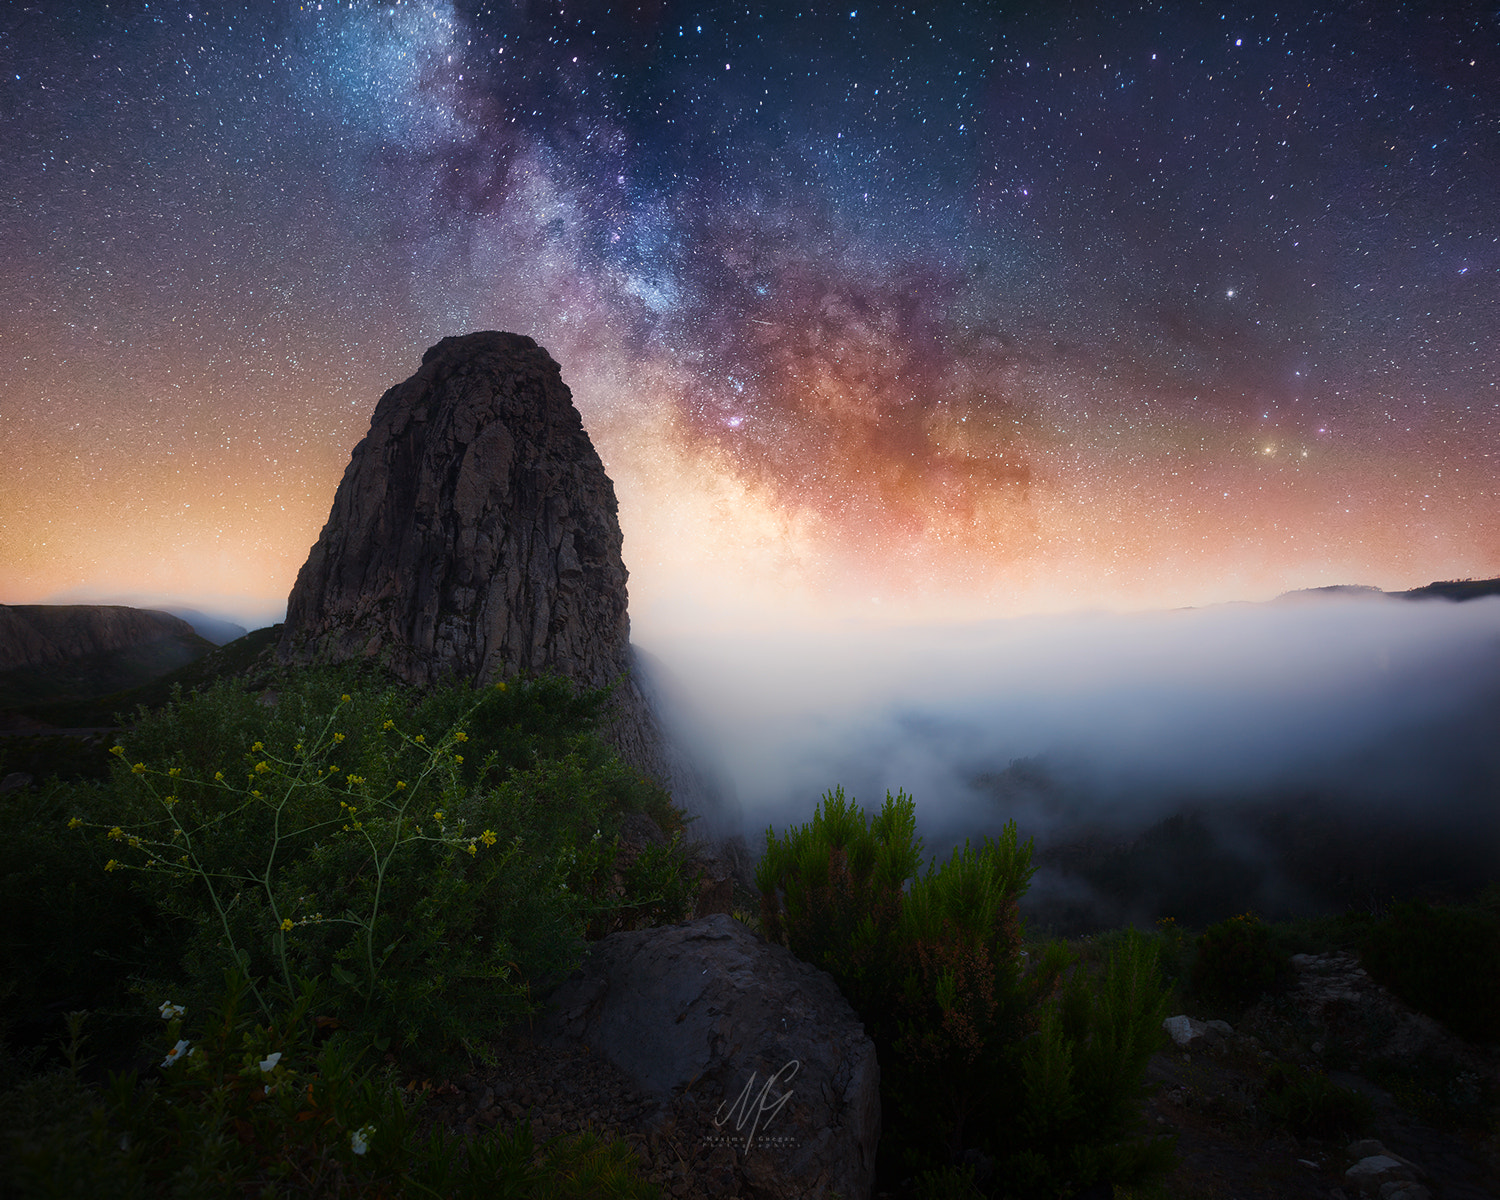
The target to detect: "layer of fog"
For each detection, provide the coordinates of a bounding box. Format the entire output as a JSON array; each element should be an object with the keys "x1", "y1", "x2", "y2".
[{"x1": 641, "y1": 593, "x2": 1500, "y2": 923}]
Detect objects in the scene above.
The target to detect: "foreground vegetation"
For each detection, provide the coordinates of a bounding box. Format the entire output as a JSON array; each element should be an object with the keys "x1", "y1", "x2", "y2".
[
  {"x1": 2, "y1": 649, "x2": 1495, "y2": 1197},
  {"x1": 1, "y1": 664, "x2": 690, "y2": 1197}
]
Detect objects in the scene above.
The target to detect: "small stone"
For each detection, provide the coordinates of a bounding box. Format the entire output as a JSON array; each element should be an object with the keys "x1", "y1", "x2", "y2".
[{"x1": 1163, "y1": 1014, "x2": 1207, "y2": 1048}]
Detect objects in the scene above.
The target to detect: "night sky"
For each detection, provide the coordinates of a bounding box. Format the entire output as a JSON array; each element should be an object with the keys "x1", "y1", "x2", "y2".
[{"x1": 3, "y1": 0, "x2": 1497, "y2": 634}]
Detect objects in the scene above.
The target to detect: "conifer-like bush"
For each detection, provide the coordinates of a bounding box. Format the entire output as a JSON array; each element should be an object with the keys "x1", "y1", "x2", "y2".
[{"x1": 757, "y1": 788, "x2": 1174, "y2": 1197}]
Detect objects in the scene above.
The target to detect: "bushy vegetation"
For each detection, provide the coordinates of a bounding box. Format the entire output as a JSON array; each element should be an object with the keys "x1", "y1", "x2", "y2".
[
  {"x1": 1189, "y1": 912, "x2": 1288, "y2": 1011},
  {"x1": 1361, "y1": 898, "x2": 1500, "y2": 1043},
  {"x1": 1, "y1": 664, "x2": 692, "y2": 1198},
  {"x1": 756, "y1": 787, "x2": 1175, "y2": 1198}
]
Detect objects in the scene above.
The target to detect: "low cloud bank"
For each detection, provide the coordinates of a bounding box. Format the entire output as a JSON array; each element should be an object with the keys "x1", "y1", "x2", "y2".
[{"x1": 642, "y1": 594, "x2": 1500, "y2": 927}]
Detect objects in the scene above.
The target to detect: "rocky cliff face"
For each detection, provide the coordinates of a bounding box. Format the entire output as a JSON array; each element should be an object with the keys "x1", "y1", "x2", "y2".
[{"x1": 278, "y1": 331, "x2": 662, "y2": 778}]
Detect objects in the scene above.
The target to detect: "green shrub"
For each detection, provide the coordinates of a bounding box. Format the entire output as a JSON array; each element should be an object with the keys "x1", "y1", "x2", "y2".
[
  {"x1": 757, "y1": 788, "x2": 1175, "y2": 1197},
  {"x1": 20, "y1": 669, "x2": 690, "y2": 1074},
  {"x1": 0, "y1": 970, "x2": 659, "y2": 1199},
  {"x1": 1361, "y1": 900, "x2": 1500, "y2": 1043},
  {"x1": 1190, "y1": 912, "x2": 1287, "y2": 1009},
  {"x1": 1259, "y1": 1062, "x2": 1374, "y2": 1140}
]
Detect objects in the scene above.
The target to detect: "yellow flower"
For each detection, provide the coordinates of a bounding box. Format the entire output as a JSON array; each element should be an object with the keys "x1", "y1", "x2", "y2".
[
  {"x1": 168, "y1": 767, "x2": 182, "y2": 778},
  {"x1": 382, "y1": 719, "x2": 395, "y2": 731},
  {"x1": 179, "y1": 854, "x2": 190, "y2": 865},
  {"x1": 334, "y1": 732, "x2": 346, "y2": 744},
  {"x1": 453, "y1": 730, "x2": 468, "y2": 743},
  {"x1": 466, "y1": 843, "x2": 477, "y2": 857},
  {"x1": 345, "y1": 775, "x2": 364, "y2": 787},
  {"x1": 131, "y1": 763, "x2": 147, "y2": 775},
  {"x1": 479, "y1": 829, "x2": 497, "y2": 846},
  {"x1": 395, "y1": 781, "x2": 406, "y2": 791},
  {"x1": 67, "y1": 817, "x2": 83, "y2": 830},
  {"x1": 104, "y1": 859, "x2": 119, "y2": 872},
  {"x1": 496, "y1": 681, "x2": 508, "y2": 692},
  {"x1": 107, "y1": 827, "x2": 124, "y2": 841},
  {"x1": 214, "y1": 771, "x2": 225, "y2": 782},
  {"x1": 251, "y1": 742, "x2": 264, "y2": 752},
  {"x1": 453, "y1": 755, "x2": 463, "y2": 765},
  {"x1": 128, "y1": 835, "x2": 141, "y2": 847},
  {"x1": 341, "y1": 694, "x2": 352, "y2": 704},
  {"x1": 279, "y1": 918, "x2": 293, "y2": 932},
  {"x1": 110, "y1": 745, "x2": 125, "y2": 757},
  {"x1": 414, "y1": 734, "x2": 425, "y2": 744},
  {"x1": 327, "y1": 765, "x2": 340, "y2": 774},
  {"x1": 252, "y1": 790, "x2": 263, "y2": 798},
  {"x1": 163, "y1": 795, "x2": 178, "y2": 807},
  {"x1": 255, "y1": 761, "x2": 271, "y2": 774}
]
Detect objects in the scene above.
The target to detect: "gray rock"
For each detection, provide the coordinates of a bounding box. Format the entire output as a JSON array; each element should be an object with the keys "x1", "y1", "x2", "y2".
[
  {"x1": 1163, "y1": 1014, "x2": 1207, "y2": 1048},
  {"x1": 277, "y1": 332, "x2": 662, "y2": 779},
  {"x1": 539, "y1": 913, "x2": 880, "y2": 1200}
]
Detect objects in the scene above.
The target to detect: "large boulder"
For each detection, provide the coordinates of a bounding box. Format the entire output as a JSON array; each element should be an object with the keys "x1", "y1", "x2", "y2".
[
  {"x1": 277, "y1": 331, "x2": 660, "y2": 777},
  {"x1": 539, "y1": 913, "x2": 880, "y2": 1200}
]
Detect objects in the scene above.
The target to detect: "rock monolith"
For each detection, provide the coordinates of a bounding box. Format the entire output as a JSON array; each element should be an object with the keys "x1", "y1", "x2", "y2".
[{"x1": 277, "y1": 331, "x2": 659, "y2": 775}]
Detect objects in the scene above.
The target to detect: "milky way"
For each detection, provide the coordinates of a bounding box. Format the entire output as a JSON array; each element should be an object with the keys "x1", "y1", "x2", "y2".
[{"x1": 2, "y1": 1, "x2": 1496, "y2": 631}]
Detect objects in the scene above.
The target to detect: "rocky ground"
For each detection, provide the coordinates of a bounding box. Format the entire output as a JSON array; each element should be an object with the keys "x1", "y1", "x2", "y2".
[
  {"x1": 409, "y1": 828, "x2": 1499, "y2": 1200},
  {"x1": 1145, "y1": 952, "x2": 1499, "y2": 1200},
  {"x1": 414, "y1": 945, "x2": 1498, "y2": 1200}
]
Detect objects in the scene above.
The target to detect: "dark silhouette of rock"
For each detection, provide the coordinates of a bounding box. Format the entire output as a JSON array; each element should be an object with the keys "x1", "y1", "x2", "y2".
[
  {"x1": 539, "y1": 913, "x2": 881, "y2": 1200},
  {"x1": 277, "y1": 332, "x2": 661, "y2": 776},
  {"x1": 0, "y1": 605, "x2": 212, "y2": 706}
]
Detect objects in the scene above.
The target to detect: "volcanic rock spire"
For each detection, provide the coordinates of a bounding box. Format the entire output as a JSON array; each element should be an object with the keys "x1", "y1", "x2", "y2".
[{"x1": 278, "y1": 331, "x2": 658, "y2": 774}]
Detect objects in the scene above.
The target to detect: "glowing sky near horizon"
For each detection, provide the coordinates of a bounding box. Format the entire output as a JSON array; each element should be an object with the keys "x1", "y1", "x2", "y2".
[{"x1": 2, "y1": 1, "x2": 1497, "y2": 632}]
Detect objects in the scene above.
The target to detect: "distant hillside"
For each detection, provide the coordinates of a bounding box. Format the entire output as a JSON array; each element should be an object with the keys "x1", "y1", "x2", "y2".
[
  {"x1": 1394, "y1": 577, "x2": 1500, "y2": 602},
  {"x1": 0, "y1": 605, "x2": 215, "y2": 713},
  {"x1": 1277, "y1": 577, "x2": 1500, "y2": 604},
  {"x1": 160, "y1": 608, "x2": 249, "y2": 646}
]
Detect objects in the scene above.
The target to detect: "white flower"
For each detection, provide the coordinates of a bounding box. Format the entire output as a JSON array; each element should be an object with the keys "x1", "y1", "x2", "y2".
[
  {"x1": 259, "y1": 1051, "x2": 282, "y2": 1073},
  {"x1": 159, "y1": 1001, "x2": 185, "y2": 1020},
  {"x1": 162, "y1": 1039, "x2": 191, "y2": 1067},
  {"x1": 350, "y1": 1124, "x2": 375, "y2": 1156}
]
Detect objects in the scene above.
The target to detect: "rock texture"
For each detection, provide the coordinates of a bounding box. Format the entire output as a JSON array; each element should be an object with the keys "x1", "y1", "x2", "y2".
[
  {"x1": 539, "y1": 913, "x2": 881, "y2": 1200},
  {"x1": 277, "y1": 332, "x2": 660, "y2": 776}
]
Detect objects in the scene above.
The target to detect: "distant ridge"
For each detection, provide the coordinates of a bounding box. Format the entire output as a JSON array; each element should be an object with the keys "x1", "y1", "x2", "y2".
[
  {"x1": 1275, "y1": 577, "x2": 1500, "y2": 604},
  {"x1": 0, "y1": 604, "x2": 213, "y2": 711},
  {"x1": 1393, "y1": 577, "x2": 1500, "y2": 602}
]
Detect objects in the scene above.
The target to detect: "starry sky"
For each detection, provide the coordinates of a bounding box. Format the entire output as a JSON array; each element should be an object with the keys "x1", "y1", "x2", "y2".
[{"x1": 3, "y1": 0, "x2": 1497, "y2": 634}]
